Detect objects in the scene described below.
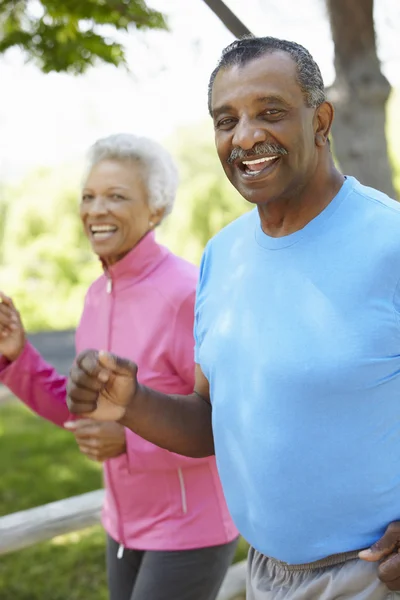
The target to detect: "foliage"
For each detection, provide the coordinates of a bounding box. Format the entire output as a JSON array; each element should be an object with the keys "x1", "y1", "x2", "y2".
[
  {"x1": 0, "y1": 400, "x2": 247, "y2": 598},
  {"x1": 0, "y1": 164, "x2": 101, "y2": 331},
  {"x1": 159, "y1": 121, "x2": 251, "y2": 265},
  {"x1": 0, "y1": 0, "x2": 167, "y2": 73},
  {"x1": 388, "y1": 89, "x2": 400, "y2": 194}
]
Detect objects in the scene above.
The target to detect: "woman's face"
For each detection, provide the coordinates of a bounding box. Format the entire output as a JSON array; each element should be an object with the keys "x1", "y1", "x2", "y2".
[{"x1": 80, "y1": 159, "x2": 157, "y2": 266}]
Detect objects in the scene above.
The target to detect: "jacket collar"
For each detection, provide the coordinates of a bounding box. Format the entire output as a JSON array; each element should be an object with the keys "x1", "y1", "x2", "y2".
[{"x1": 103, "y1": 231, "x2": 168, "y2": 284}]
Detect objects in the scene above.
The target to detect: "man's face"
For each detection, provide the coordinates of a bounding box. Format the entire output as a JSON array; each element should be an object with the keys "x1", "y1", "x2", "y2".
[{"x1": 211, "y1": 51, "x2": 319, "y2": 206}]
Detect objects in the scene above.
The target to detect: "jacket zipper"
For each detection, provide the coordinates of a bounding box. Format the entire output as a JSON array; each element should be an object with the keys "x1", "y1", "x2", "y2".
[
  {"x1": 105, "y1": 273, "x2": 126, "y2": 558},
  {"x1": 178, "y1": 468, "x2": 188, "y2": 514}
]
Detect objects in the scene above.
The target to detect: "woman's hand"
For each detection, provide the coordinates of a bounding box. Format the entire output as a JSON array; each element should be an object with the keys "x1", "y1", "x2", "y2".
[
  {"x1": 0, "y1": 292, "x2": 26, "y2": 361},
  {"x1": 64, "y1": 419, "x2": 127, "y2": 462}
]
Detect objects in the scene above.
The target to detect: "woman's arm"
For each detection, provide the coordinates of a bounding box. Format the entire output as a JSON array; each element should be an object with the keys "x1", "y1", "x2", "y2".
[
  {"x1": 0, "y1": 342, "x2": 70, "y2": 426},
  {"x1": 0, "y1": 292, "x2": 70, "y2": 426}
]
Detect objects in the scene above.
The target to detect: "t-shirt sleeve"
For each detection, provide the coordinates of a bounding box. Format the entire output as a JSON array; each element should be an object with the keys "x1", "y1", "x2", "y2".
[{"x1": 194, "y1": 245, "x2": 211, "y2": 364}]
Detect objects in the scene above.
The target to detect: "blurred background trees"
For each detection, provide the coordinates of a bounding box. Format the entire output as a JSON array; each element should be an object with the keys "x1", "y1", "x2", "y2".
[
  {"x1": 326, "y1": 0, "x2": 396, "y2": 197},
  {"x1": 1, "y1": 1, "x2": 397, "y2": 194},
  {"x1": 0, "y1": 165, "x2": 99, "y2": 330}
]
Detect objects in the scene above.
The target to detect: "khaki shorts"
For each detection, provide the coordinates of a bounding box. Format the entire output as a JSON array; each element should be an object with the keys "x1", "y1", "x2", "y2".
[{"x1": 247, "y1": 547, "x2": 400, "y2": 599}]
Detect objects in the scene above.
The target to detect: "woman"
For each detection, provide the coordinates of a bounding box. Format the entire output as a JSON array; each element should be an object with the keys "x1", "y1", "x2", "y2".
[{"x1": 0, "y1": 134, "x2": 238, "y2": 600}]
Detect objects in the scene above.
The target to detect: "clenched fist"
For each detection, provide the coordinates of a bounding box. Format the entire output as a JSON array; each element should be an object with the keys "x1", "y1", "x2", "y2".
[{"x1": 67, "y1": 350, "x2": 139, "y2": 422}]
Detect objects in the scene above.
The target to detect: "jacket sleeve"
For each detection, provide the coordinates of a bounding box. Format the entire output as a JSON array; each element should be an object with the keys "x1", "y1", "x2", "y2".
[
  {"x1": 0, "y1": 341, "x2": 71, "y2": 427},
  {"x1": 125, "y1": 287, "x2": 211, "y2": 471}
]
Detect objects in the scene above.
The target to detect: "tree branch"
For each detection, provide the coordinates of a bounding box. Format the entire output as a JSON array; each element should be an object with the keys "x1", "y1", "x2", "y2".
[{"x1": 201, "y1": 0, "x2": 252, "y2": 38}]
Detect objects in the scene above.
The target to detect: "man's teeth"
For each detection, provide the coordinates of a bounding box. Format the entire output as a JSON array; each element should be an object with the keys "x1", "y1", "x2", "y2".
[{"x1": 242, "y1": 156, "x2": 278, "y2": 165}]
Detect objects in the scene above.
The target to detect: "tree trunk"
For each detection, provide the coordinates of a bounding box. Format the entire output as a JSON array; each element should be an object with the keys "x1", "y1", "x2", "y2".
[
  {"x1": 201, "y1": 0, "x2": 252, "y2": 38},
  {"x1": 326, "y1": 0, "x2": 396, "y2": 198}
]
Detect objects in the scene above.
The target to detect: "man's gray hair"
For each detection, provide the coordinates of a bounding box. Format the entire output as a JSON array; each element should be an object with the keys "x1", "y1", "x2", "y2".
[
  {"x1": 84, "y1": 133, "x2": 179, "y2": 220},
  {"x1": 208, "y1": 36, "x2": 326, "y2": 114}
]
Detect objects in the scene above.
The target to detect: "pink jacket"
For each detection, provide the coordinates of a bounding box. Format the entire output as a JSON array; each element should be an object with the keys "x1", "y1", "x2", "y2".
[{"x1": 0, "y1": 232, "x2": 238, "y2": 550}]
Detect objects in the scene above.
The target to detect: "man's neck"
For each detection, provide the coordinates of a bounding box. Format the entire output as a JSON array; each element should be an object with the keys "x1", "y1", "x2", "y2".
[{"x1": 258, "y1": 165, "x2": 344, "y2": 238}]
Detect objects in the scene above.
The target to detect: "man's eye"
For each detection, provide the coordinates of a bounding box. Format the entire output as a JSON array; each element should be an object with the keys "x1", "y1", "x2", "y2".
[
  {"x1": 216, "y1": 118, "x2": 235, "y2": 129},
  {"x1": 111, "y1": 194, "x2": 125, "y2": 200},
  {"x1": 81, "y1": 194, "x2": 93, "y2": 202},
  {"x1": 263, "y1": 110, "x2": 283, "y2": 118}
]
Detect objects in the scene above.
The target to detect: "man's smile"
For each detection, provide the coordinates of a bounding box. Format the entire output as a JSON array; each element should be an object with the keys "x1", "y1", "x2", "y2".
[{"x1": 234, "y1": 154, "x2": 284, "y2": 182}]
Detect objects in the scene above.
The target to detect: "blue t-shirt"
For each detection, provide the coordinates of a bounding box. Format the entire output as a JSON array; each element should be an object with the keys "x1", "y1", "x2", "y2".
[{"x1": 194, "y1": 176, "x2": 400, "y2": 564}]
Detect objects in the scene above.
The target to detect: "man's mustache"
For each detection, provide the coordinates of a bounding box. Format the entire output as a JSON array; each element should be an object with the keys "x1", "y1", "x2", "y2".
[{"x1": 227, "y1": 143, "x2": 288, "y2": 165}]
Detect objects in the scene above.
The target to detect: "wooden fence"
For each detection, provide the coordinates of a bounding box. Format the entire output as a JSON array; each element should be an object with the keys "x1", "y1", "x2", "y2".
[{"x1": 0, "y1": 490, "x2": 246, "y2": 600}]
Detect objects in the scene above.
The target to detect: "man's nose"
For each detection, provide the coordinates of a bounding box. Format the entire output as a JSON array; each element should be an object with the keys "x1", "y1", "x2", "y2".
[{"x1": 232, "y1": 118, "x2": 266, "y2": 151}]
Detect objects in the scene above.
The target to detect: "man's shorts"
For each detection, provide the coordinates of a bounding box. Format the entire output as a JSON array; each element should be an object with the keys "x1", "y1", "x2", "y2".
[{"x1": 247, "y1": 546, "x2": 400, "y2": 599}]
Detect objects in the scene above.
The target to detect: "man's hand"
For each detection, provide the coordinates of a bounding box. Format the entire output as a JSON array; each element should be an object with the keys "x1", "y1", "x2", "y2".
[
  {"x1": 64, "y1": 419, "x2": 126, "y2": 462},
  {"x1": 0, "y1": 292, "x2": 26, "y2": 361},
  {"x1": 359, "y1": 522, "x2": 400, "y2": 590},
  {"x1": 67, "y1": 350, "x2": 138, "y2": 422}
]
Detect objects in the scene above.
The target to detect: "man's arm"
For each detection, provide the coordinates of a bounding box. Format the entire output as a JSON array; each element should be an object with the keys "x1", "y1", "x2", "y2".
[
  {"x1": 67, "y1": 351, "x2": 214, "y2": 458},
  {"x1": 121, "y1": 364, "x2": 213, "y2": 458}
]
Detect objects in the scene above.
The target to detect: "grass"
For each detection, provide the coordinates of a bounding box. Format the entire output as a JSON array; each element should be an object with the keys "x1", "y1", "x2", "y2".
[
  {"x1": 0, "y1": 400, "x2": 248, "y2": 599},
  {"x1": 0, "y1": 401, "x2": 102, "y2": 512},
  {"x1": 0, "y1": 400, "x2": 106, "y2": 600}
]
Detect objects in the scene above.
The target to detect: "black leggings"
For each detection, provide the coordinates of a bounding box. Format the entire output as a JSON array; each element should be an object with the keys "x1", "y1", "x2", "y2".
[{"x1": 106, "y1": 535, "x2": 239, "y2": 600}]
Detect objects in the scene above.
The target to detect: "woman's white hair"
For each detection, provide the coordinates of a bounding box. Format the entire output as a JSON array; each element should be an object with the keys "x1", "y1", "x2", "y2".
[{"x1": 84, "y1": 133, "x2": 179, "y2": 220}]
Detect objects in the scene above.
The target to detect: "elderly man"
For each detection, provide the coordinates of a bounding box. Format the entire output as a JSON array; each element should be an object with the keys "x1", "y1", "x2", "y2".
[{"x1": 66, "y1": 37, "x2": 400, "y2": 598}]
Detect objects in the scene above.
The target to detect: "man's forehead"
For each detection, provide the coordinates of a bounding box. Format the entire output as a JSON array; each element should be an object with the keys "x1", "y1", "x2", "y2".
[{"x1": 211, "y1": 51, "x2": 300, "y2": 111}]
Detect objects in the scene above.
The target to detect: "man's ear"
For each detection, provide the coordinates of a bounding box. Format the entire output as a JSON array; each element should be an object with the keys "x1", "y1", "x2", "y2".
[{"x1": 314, "y1": 101, "x2": 334, "y2": 147}]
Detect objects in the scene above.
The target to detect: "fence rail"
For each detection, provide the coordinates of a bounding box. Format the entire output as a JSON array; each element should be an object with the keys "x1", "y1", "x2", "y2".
[
  {"x1": 0, "y1": 490, "x2": 246, "y2": 600},
  {"x1": 0, "y1": 490, "x2": 104, "y2": 555}
]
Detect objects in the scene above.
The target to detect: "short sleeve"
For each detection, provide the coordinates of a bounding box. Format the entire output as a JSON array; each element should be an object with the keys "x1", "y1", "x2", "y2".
[{"x1": 194, "y1": 244, "x2": 211, "y2": 364}]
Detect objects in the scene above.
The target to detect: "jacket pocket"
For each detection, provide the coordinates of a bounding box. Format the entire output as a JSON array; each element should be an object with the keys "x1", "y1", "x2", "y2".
[{"x1": 118, "y1": 467, "x2": 185, "y2": 524}]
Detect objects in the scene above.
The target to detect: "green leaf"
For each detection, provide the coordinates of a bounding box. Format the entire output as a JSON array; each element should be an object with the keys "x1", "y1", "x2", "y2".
[{"x1": 0, "y1": 0, "x2": 167, "y2": 73}]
